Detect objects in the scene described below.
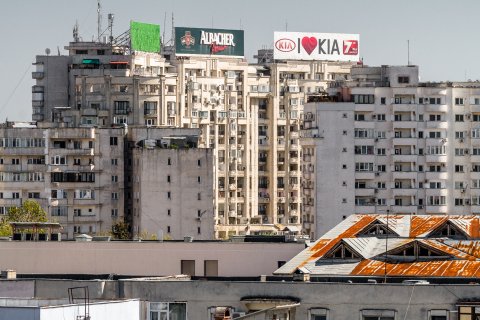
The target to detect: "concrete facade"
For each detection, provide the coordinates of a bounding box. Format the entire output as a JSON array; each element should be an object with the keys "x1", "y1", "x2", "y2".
[
  {"x1": 31, "y1": 38, "x2": 355, "y2": 238},
  {"x1": 0, "y1": 241, "x2": 303, "y2": 277},
  {"x1": 2, "y1": 278, "x2": 479, "y2": 320},
  {"x1": 302, "y1": 65, "x2": 480, "y2": 238}
]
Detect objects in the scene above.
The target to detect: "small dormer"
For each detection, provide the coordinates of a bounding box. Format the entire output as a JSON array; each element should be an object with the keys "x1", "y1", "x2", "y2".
[
  {"x1": 320, "y1": 241, "x2": 362, "y2": 262},
  {"x1": 428, "y1": 221, "x2": 468, "y2": 240},
  {"x1": 382, "y1": 241, "x2": 452, "y2": 262},
  {"x1": 356, "y1": 220, "x2": 398, "y2": 237}
]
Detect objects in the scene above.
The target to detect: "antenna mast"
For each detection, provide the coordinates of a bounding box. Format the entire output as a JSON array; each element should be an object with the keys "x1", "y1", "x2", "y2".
[
  {"x1": 162, "y1": 12, "x2": 167, "y2": 47},
  {"x1": 97, "y1": 0, "x2": 102, "y2": 42},
  {"x1": 171, "y1": 13, "x2": 175, "y2": 46},
  {"x1": 108, "y1": 13, "x2": 114, "y2": 44}
]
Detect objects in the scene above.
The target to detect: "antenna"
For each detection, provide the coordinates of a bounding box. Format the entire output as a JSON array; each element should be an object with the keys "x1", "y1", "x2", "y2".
[
  {"x1": 108, "y1": 13, "x2": 114, "y2": 44},
  {"x1": 162, "y1": 12, "x2": 167, "y2": 47},
  {"x1": 407, "y1": 40, "x2": 410, "y2": 65},
  {"x1": 97, "y1": 0, "x2": 102, "y2": 42},
  {"x1": 285, "y1": 20, "x2": 288, "y2": 31},
  {"x1": 73, "y1": 21, "x2": 79, "y2": 42},
  {"x1": 171, "y1": 13, "x2": 175, "y2": 47}
]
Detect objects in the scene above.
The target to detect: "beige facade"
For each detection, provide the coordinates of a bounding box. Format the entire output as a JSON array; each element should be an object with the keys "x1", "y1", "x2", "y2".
[{"x1": 31, "y1": 39, "x2": 355, "y2": 238}]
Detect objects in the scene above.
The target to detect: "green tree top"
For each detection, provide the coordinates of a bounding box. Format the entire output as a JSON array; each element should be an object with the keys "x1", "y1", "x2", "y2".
[{"x1": 0, "y1": 200, "x2": 48, "y2": 236}]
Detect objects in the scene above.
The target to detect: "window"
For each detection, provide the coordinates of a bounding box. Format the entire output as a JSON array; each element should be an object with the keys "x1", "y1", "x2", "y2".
[
  {"x1": 455, "y1": 97, "x2": 465, "y2": 105},
  {"x1": 181, "y1": 260, "x2": 195, "y2": 276},
  {"x1": 380, "y1": 97, "x2": 386, "y2": 105},
  {"x1": 377, "y1": 114, "x2": 386, "y2": 121},
  {"x1": 28, "y1": 192, "x2": 40, "y2": 199},
  {"x1": 455, "y1": 148, "x2": 465, "y2": 156},
  {"x1": 149, "y1": 302, "x2": 187, "y2": 320},
  {"x1": 51, "y1": 155, "x2": 66, "y2": 165},
  {"x1": 204, "y1": 260, "x2": 218, "y2": 276},
  {"x1": 456, "y1": 131, "x2": 466, "y2": 139},
  {"x1": 398, "y1": 76, "x2": 409, "y2": 84},
  {"x1": 459, "y1": 306, "x2": 480, "y2": 320},
  {"x1": 114, "y1": 101, "x2": 129, "y2": 114},
  {"x1": 197, "y1": 176, "x2": 201, "y2": 183},
  {"x1": 428, "y1": 196, "x2": 446, "y2": 205},
  {"x1": 111, "y1": 209, "x2": 118, "y2": 217},
  {"x1": 353, "y1": 94, "x2": 375, "y2": 104},
  {"x1": 74, "y1": 158, "x2": 81, "y2": 165},
  {"x1": 110, "y1": 137, "x2": 118, "y2": 146},
  {"x1": 111, "y1": 175, "x2": 118, "y2": 182},
  {"x1": 197, "y1": 159, "x2": 201, "y2": 166},
  {"x1": 355, "y1": 145, "x2": 374, "y2": 155},
  {"x1": 456, "y1": 114, "x2": 464, "y2": 122},
  {"x1": 12, "y1": 192, "x2": 20, "y2": 199},
  {"x1": 361, "y1": 309, "x2": 395, "y2": 320},
  {"x1": 429, "y1": 131, "x2": 441, "y2": 138},
  {"x1": 429, "y1": 114, "x2": 442, "y2": 121},
  {"x1": 111, "y1": 158, "x2": 118, "y2": 165},
  {"x1": 355, "y1": 163, "x2": 374, "y2": 172},
  {"x1": 310, "y1": 308, "x2": 328, "y2": 320},
  {"x1": 111, "y1": 192, "x2": 119, "y2": 200},
  {"x1": 197, "y1": 193, "x2": 201, "y2": 200},
  {"x1": 167, "y1": 209, "x2": 171, "y2": 216},
  {"x1": 144, "y1": 101, "x2": 157, "y2": 115},
  {"x1": 354, "y1": 113, "x2": 366, "y2": 121},
  {"x1": 168, "y1": 158, "x2": 171, "y2": 165},
  {"x1": 167, "y1": 192, "x2": 171, "y2": 199},
  {"x1": 167, "y1": 175, "x2": 171, "y2": 183},
  {"x1": 455, "y1": 165, "x2": 464, "y2": 172},
  {"x1": 455, "y1": 198, "x2": 464, "y2": 206},
  {"x1": 11, "y1": 158, "x2": 20, "y2": 165},
  {"x1": 377, "y1": 165, "x2": 386, "y2": 172}
]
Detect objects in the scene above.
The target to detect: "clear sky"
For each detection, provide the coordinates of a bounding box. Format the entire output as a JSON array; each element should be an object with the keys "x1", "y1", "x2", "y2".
[{"x1": 0, "y1": 0, "x2": 479, "y2": 121}]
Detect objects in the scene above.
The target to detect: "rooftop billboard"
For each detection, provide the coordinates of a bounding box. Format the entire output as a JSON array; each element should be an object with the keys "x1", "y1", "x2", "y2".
[
  {"x1": 175, "y1": 27, "x2": 244, "y2": 57},
  {"x1": 274, "y1": 32, "x2": 360, "y2": 62},
  {"x1": 130, "y1": 21, "x2": 161, "y2": 53}
]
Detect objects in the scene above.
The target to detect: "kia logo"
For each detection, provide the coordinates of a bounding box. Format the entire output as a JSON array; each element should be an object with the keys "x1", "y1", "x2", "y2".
[{"x1": 275, "y1": 38, "x2": 296, "y2": 52}]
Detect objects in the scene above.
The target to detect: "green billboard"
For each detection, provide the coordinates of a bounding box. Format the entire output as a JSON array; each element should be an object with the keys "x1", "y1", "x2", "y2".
[
  {"x1": 175, "y1": 27, "x2": 244, "y2": 57},
  {"x1": 130, "y1": 21, "x2": 161, "y2": 53}
]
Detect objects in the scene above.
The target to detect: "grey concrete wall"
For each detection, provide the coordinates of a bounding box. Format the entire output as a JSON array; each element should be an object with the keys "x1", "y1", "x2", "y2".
[{"x1": 120, "y1": 280, "x2": 476, "y2": 320}]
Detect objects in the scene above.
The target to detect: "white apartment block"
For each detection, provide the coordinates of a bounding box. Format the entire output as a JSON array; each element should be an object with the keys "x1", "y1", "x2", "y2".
[
  {"x1": 31, "y1": 36, "x2": 355, "y2": 238},
  {"x1": 302, "y1": 65, "x2": 480, "y2": 239},
  {"x1": 0, "y1": 123, "x2": 126, "y2": 239}
]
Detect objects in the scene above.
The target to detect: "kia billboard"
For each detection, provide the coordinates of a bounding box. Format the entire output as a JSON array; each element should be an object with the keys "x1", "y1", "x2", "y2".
[{"x1": 274, "y1": 32, "x2": 360, "y2": 62}]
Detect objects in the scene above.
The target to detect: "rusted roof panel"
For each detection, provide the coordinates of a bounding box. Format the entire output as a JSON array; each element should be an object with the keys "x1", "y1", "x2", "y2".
[
  {"x1": 409, "y1": 216, "x2": 448, "y2": 238},
  {"x1": 352, "y1": 259, "x2": 480, "y2": 277}
]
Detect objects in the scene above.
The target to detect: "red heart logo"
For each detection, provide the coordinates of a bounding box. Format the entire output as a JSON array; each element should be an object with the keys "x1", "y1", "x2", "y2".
[{"x1": 301, "y1": 37, "x2": 317, "y2": 55}]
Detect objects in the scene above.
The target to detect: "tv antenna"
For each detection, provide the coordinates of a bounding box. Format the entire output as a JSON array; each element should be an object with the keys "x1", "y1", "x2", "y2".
[{"x1": 97, "y1": 0, "x2": 102, "y2": 42}]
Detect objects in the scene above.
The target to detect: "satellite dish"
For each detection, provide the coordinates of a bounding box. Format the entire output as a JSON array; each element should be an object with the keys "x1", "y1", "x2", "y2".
[{"x1": 45, "y1": 48, "x2": 51, "y2": 55}]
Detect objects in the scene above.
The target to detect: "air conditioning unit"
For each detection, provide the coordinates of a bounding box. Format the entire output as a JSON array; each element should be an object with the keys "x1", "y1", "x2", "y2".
[
  {"x1": 466, "y1": 199, "x2": 471, "y2": 205},
  {"x1": 375, "y1": 172, "x2": 380, "y2": 176},
  {"x1": 461, "y1": 189, "x2": 466, "y2": 193},
  {"x1": 460, "y1": 138, "x2": 464, "y2": 143},
  {"x1": 417, "y1": 205, "x2": 424, "y2": 209}
]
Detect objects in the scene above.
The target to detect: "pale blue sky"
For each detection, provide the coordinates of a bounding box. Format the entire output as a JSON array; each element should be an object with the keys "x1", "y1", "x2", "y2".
[{"x1": 0, "y1": 0, "x2": 478, "y2": 121}]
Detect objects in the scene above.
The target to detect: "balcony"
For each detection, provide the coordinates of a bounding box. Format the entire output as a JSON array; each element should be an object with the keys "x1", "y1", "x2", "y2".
[
  {"x1": 425, "y1": 154, "x2": 447, "y2": 163},
  {"x1": 392, "y1": 188, "x2": 417, "y2": 197},
  {"x1": 425, "y1": 205, "x2": 448, "y2": 214},
  {"x1": 392, "y1": 138, "x2": 417, "y2": 146},
  {"x1": 392, "y1": 154, "x2": 417, "y2": 162},
  {"x1": 0, "y1": 147, "x2": 45, "y2": 155},
  {"x1": 426, "y1": 121, "x2": 448, "y2": 129},
  {"x1": 425, "y1": 171, "x2": 448, "y2": 180},
  {"x1": 426, "y1": 104, "x2": 448, "y2": 113},
  {"x1": 51, "y1": 148, "x2": 95, "y2": 156},
  {"x1": 392, "y1": 104, "x2": 417, "y2": 112},
  {"x1": 392, "y1": 120, "x2": 417, "y2": 129},
  {"x1": 355, "y1": 188, "x2": 376, "y2": 197},
  {"x1": 390, "y1": 205, "x2": 417, "y2": 213},
  {"x1": 32, "y1": 71, "x2": 44, "y2": 79},
  {"x1": 392, "y1": 171, "x2": 417, "y2": 180}
]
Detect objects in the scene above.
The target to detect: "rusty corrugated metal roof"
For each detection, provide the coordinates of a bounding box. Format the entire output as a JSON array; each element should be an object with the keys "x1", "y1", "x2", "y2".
[{"x1": 274, "y1": 214, "x2": 480, "y2": 277}]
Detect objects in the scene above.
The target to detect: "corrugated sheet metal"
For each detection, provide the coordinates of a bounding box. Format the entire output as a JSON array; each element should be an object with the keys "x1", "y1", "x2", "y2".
[{"x1": 274, "y1": 214, "x2": 480, "y2": 277}]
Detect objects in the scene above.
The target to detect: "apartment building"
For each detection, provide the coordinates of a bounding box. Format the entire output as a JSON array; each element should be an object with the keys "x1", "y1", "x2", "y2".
[
  {"x1": 30, "y1": 27, "x2": 355, "y2": 238},
  {"x1": 302, "y1": 65, "x2": 480, "y2": 238},
  {"x1": 0, "y1": 122, "x2": 126, "y2": 239},
  {"x1": 127, "y1": 127, "x2": 214, "y2": 240}
]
